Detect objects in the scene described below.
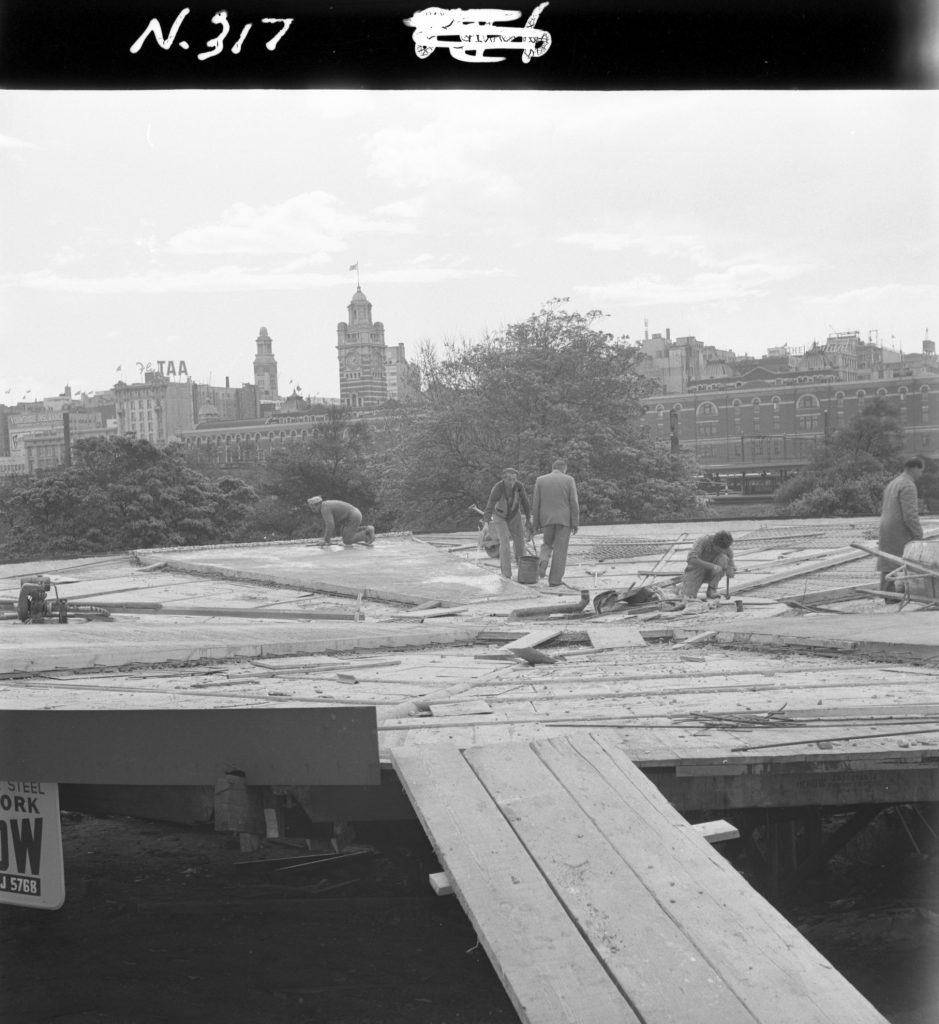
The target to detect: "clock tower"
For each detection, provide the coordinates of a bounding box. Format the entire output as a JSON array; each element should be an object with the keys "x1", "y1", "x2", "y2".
[
  {"x1": 253, "y1": 326, "x2": 279, "y2": 404},
  {"x1": 336, "y1": 286, "x2": 388, "y2": 407}
]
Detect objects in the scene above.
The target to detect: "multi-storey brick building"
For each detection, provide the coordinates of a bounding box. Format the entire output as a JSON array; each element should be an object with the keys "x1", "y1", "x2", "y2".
[
  {"x1": 180, "y1": 285, "x2": 419, "y2": 463},
  {"x1": 0, "y1": 387, "x2": 118, "y2": 476},
  {"x1": 384, "y1": 342, "x2": 421, "y2": 403},
  {"x1": 113, "y1": 374, "x2": 196, "y2": 445},
  {"x1": 194, "y1": 380, "x2": 260, "y2": 424},
  {"x1": 643, "y1": 336, "x2": 939, "y2": 493}
]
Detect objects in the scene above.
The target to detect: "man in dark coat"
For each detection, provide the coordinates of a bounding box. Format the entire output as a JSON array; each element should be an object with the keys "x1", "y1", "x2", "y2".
[{"x1": 877, "y1": 457, "x2": 924, "y2": 594}]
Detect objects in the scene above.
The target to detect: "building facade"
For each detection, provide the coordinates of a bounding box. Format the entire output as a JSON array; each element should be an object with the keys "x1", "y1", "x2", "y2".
[
  {"x1": 113, "y1": 374, "x2": 195, "y2": 444},
  {"x1": 253, "y1": 327, "x2": 279, "y2": 406},
  {"x1": 0, "y1": 388, "x2": 117, "y2": 475},
  {"x1": 194, "y1": 381, "x2": 259, "y2": 424},
  {"x1": 385, "y1": 342, "x2": 421, "y2": 403},
  {"x1": 336, "y1": 287, "x2": 388, "y2": 407},
  {"x1": 178, "y1": 406, "x2": 395, "y2": 466},
  {"x1": 645, "y1": 365, "x2": 939, "y2": 494}
]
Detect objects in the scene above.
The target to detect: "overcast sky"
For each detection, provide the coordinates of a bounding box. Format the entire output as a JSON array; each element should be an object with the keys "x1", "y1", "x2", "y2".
[{"x1": 1, "y1": 89, "x2": 936, "y2": 403}]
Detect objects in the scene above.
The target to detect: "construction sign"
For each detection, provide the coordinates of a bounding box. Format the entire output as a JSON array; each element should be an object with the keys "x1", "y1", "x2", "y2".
[{"x1": 0, "y1": 781, "x2": 65, "y2": 910}]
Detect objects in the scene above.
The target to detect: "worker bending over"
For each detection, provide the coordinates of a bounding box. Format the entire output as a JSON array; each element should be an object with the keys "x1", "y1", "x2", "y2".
[
  {"x1": 307, "y1": 496, "x2": 375, "y2": 546},
  {"x1": 682, "y1": 530, "x2": 735, "y2": 599}
]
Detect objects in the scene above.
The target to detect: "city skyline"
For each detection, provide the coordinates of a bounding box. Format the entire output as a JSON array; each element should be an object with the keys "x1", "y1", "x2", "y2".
[{"x1": 1, "y1": 89, "x2": 937, "y2": 402}]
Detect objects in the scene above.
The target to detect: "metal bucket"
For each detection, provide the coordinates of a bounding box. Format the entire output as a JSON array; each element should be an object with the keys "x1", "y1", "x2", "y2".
[{"x1": 517, "y1": 555, "x2": 540, "y2": 585}]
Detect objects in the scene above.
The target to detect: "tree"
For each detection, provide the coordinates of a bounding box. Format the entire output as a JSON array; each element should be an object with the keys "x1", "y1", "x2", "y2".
[
  {"x1": 377, "y1": 300, "x2": 702, "y2": 530},
  {"x1": 252, "y1": 407, "x2": 382, "y2": 538},
  {"x1": 0, "y1": 436, "x2": 258, "y2": 561},
  {"x1": 774, "y1": 397, "x2": 905, "y2": 516}
]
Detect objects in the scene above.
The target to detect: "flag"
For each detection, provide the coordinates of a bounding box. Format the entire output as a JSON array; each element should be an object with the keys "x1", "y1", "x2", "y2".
[
  {"x1": 116, "y1": 365, "x2": 122, "y2": 371},
  {"x1": 349, "y1": 263, "x2": 358, "y2": 271}
]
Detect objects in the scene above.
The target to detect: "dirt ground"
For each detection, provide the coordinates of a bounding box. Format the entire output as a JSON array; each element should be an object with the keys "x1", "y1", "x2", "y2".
[
  {"x1": 1, "y1": 814, "x2": 517, "y2": 1024},
  {"x1": 1, "y1": 811, "x2": 937, "y2": 1024}
]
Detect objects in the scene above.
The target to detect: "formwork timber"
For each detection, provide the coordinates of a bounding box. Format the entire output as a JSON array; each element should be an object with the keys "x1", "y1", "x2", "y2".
[
  {"x1": 2, "y1": 518, "x2": 937, "y2": 1022},
  {"x1": 392, "y1": 737, "x2": 889, "y2": 1024},
  {"x1": 3, "y1": 522, "x2": 938, "y2": 820}
]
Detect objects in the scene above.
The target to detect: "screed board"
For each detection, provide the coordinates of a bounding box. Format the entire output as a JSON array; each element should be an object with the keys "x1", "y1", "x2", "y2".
[
  {"x1": 391, "y1": 744, "x2": 635, "y2": 1024},
  {"x1": 524, "y1": 733, "x2": 889, "y2": 1024},
  {"x1": 394, "y1": 738, "x2": 890, "y2": 1024}
]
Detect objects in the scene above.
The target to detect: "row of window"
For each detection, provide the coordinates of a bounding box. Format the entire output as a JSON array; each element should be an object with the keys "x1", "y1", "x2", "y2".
[
  {"x1": 691, "y1": 375, "x2": 839, "y2": 392},
  {"x1": 689, "y1": 406, "x2": 927, "y2": 437},
  {"x1": 696, "y1": 433, "x2": 935, "y2": 459},
  {"x1": 658, "y1": 384, "x2": 933, "y2": 418}
]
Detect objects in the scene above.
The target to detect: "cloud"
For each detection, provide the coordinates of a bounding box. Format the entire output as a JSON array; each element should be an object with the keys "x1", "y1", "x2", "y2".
[
  {"x1": 0, "y1": 260, "x2": 501, "y2": 294},
  {"x1": 577, "y1": 261, "x2": 813, "y2": 305},
  {"x1": 373, "y1": 197, "x2": 424, "y2": 218},
  {"x1": 164, "y1": 191, "x2": 413, "y2": 256},
  {"x1": 561, "y1": 230, "x2": 718, "y2": 267},
  {"x1": 0, "y1": 134, "x2": 36, "y2": 150},
  {"x1": 806, "y1": 282, "x2": 937, "y2": 305}
]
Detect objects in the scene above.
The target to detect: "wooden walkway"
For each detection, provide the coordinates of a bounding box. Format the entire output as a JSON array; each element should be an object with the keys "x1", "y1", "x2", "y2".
[{"x1": 392, "y1": 734, "x2": 889, "y2": 1024}]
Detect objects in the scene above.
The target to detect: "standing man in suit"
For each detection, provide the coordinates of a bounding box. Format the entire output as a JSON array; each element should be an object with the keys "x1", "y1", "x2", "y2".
[{"x1": 532, "y1": 458, "x2": 579, "y2": 587}]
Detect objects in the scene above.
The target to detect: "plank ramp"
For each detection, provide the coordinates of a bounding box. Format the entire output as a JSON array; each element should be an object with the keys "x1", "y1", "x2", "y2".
[{"x1": 391, "y1": 735, "x2": 888, "y2": 1024}]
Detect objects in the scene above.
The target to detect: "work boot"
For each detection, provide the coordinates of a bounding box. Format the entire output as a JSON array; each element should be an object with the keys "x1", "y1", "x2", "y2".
[
  {"x1": 364, "y1": 526, "x2": 376, "y2": 545},
  {"x1": 705, "y1": 587, "x2": 719, "y2": 600}
]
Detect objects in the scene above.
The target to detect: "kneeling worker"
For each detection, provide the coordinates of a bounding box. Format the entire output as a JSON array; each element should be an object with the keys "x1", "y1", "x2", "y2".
[
  {"x1": 682, "y1": 530, "x2": 735, "y2": 599},
  {"x1": 307, "y1": 496, "x2": 375, "y2": 547}
]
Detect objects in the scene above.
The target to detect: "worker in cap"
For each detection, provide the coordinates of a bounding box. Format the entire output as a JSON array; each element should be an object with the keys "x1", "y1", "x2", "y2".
[
  {"x1": 482, "y1": 467, "x2": 533, "y2": 580},
  {"x1": 307, "y1": 496, "x2": 375, "y2": 547}
]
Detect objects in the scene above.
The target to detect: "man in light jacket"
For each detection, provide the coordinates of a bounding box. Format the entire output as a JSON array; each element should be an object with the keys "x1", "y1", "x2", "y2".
[
  {"x1": 877, "y1": 457, "x2": 925, "y2": 596},
  {"x1": 532, "y1": 458, "x2": 579, "y2": 587}
]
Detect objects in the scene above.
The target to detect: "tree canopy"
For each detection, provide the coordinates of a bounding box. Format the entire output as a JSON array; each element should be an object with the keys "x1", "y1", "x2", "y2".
[
  {"x1": 774, "y1": 397, "x2": 907, "y2": 516},
  {"x1": 252, "y1": 407, "x2": 383, "y2": 538},
  {"x1": 378, "y1": 301, "x2": 702, "y2": 530},
  {"x1": 0, "y1": 436, "x2": 257, "y2": 561}
]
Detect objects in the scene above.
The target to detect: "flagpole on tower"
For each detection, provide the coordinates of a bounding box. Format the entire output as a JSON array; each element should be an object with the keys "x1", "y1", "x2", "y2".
[{"x1": 349, "y1": 261, "x2": 360, "y2": 289}]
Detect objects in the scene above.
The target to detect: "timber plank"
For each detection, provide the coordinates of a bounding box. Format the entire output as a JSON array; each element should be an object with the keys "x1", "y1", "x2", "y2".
[
  {"x1": 730, "y1": 549, "x2": 871, "y2": 594},
  {"x1": 464, "y1": 742, "x2": 758, "y2": 1024},
  {"x1": 498, "y1": 628, "x2": 561, "y2": 651},
  {"x1": 390, "y1": 745, "x2": 635, "y2": 1024},
  {"x1": 533, "y1": 733, "x2": 888, "y2": 1024}
]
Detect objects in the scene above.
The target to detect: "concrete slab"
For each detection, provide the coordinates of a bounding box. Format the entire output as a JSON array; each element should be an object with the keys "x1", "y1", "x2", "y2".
[
  {"x1": 1, "y1": 617, "x2": 482, "y2": 673},
  {"x1": 133, "y1": 535, "x2": 535, "y2": 606},
  {"x1": 673, "y1": 611, "x2": 939, "y2": 659}
]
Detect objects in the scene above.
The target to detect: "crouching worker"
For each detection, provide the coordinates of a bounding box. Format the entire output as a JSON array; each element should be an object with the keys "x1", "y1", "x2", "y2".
[
  {"x1": 307, "y1": 496, "x2": 375, "y2": 546},
  {"x1": 682, "y1": 530, "x2": 735, "y2": 599}
]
